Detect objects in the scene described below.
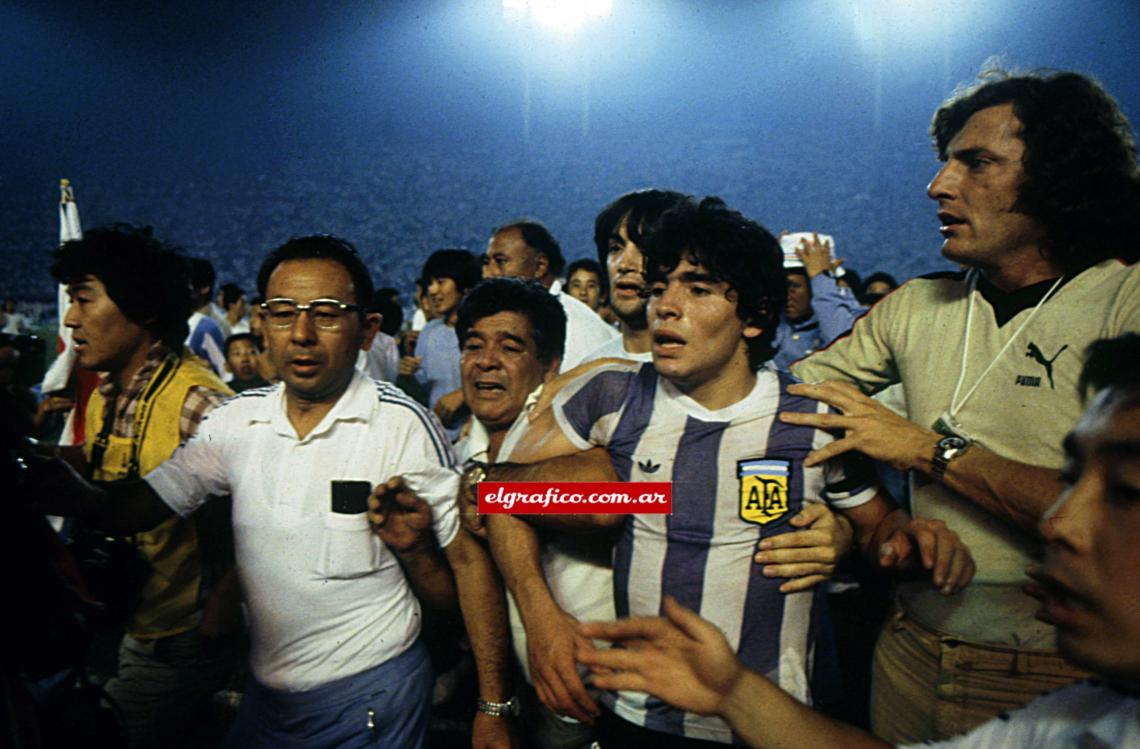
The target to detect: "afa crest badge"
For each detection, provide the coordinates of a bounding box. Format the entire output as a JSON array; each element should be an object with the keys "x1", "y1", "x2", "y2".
[{"x1": 738, "y1": 458, "x2": 791, "y2": 526}]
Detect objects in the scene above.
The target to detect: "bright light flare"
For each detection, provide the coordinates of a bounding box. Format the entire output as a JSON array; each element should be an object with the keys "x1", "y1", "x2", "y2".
[{"x1": 503, "y1": 0, "x2": 613, "y2": 33}]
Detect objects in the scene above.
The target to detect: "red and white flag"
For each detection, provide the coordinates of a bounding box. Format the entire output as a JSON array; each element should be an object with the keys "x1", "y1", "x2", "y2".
[{"x1": 41, "y1": 179, "x2": 99, "y2": 446}]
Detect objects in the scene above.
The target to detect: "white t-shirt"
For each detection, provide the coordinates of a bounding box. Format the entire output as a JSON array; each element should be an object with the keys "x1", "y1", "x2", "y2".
[
  {"x1": 556, "y1": 291, "x2": 619, "y2": 372},
  {"x1": 903, "y1": 680, "x2": 1140, "y2": 749},
  {"x1": 146, "y1": 371, "x2": 459, "y2": 692},
  {"x1": 583, "y1": 335, "x2": 653, "y2": 364}
]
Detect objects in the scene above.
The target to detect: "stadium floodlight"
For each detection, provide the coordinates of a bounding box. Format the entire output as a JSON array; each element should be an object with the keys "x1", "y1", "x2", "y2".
[{"x1": 502, "y1": 0, "x2": 613, "y2": 33}]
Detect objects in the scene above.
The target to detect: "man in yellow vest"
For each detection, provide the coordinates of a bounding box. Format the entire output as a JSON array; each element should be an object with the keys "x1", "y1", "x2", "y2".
[{"x1": 48, "y1": 224, "x2": 240, "y2": 747}]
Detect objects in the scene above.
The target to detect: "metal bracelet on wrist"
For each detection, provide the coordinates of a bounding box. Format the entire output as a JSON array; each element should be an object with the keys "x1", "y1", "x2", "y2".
[{"x1": 475, "y1": 696, "x2": 519, "y2": 718}]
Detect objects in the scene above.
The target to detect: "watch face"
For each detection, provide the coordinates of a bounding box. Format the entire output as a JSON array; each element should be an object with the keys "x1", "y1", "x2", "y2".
[{"x1": 938, "y1": 435, "x2": 968, "y2": 451}]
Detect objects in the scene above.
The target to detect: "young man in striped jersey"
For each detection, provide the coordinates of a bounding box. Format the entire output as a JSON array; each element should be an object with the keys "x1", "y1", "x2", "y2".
[{"x1": 479, "y1": 197, "x2": 975, "y2": 747}]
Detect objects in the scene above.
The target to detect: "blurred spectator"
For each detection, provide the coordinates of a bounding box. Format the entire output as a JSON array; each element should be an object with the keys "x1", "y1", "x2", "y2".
[
  {"x1": 186, "y1": 257, "x2": 229, "y2": 376},
  {"x1": 564, "y1": 258, "x2": 605, "y2": 314},
  {"x1": 772, "y1": 234, "x2": 866, "y2": 372},
  {"x1": 860, "y1": 271, "x2": 900, "y2": 307},
  {"x1": 400, "y1": 249, "x2": 482, "y2": 438},
  {"x1": 218, "y1": 282, "x2": 250, "y2": 334},
  {"x1": 224, "y1": 332, "x2": 269, "y2": 392},
  {"x1": 357, "y1": 290, "x2": 401, "y2": 383},
  {"x1": 483, "y1": 219, "x2": 617, "y2": 370},
  {"x1": 1, "y1": 299, "x2": 32, "y2": 334}
]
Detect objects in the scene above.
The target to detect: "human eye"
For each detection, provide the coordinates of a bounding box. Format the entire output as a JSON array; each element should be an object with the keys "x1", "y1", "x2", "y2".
[
  {"x1": 462, "y1": 338, "x2": 484, "y2": 353},
  {"x1": 607, "y1": 241, "x2": 623, "y2": 256},
  {"x1": 649, "y1": 283, "x2": 666, "y2": 297},
  {"x1": 690, "y1": 284, "x2": 712, "y2": 297}
]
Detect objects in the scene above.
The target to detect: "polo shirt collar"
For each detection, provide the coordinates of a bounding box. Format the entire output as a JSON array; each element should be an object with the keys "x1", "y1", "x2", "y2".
[{"x1": 259, "y1": 369, "x2": 375, "y2": 441}]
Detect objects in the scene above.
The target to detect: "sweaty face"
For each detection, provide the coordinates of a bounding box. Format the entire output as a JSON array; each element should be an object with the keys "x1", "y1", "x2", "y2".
[
  {"x1": 1036, "y1": 394, "x2": 1140, "y2": 682},
  {"x1": 263, "y1": 258, "x2": 375, "y2": 405},
  {"x1": 647, "y1": 258, "x2": 760, "y2": 404},
  {"x1": 784, "y1": 272, "x2": 812, "y2": 322},
  {"x1": 606, "y1": 220, "x2": 649, "y2": 328},
  {"x1": 927, "y1": 104, "x2": 1047, "y2": 272},
  {"x1": 64, "y1": 276, "x2": 154, "y2": 379},
  {"x1": 427, "y1": 276, "x2": 463, "y2": 320},
  {"x1": 566, "y1": 269, "x2": 602, "y2": 311},
  {"x1": 226, "y1": 338, "x2": 260, "y2": 381},
  {"x1": 461, "y1": 311, "x2": 558, "y2": 433},
  {"x1": 484, "y1": 228, "x2": 544, "y2": 280}
]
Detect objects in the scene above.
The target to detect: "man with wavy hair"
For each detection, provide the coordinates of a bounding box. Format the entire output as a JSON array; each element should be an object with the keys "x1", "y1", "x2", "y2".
[{"x1": 789, "y1": 68, "x2": 1140, "y2": 743}]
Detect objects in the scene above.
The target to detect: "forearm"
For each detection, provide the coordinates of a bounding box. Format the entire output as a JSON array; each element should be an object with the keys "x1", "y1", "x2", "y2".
[
  {"x1": 933, "y1": 447, "x2": 1062, "y2": 534},
  {"x1": 721, "y1": 670, "x2": 889, "y2": 749},
  {"x1": 486, "y1": 514, "x2": 562, "y2": 625},
  {"x1": 80, "y1": 480, "x2": 175, "y2": 535},
  {"x1": 486, "y1": 449, "x2": 625, "y2": 531},
  {"x1": 446, "y1": 532, "x2": 513, "y2": 700},
  {"x1": 395, "y1": 544, "x2": 458, "y2": 614}
]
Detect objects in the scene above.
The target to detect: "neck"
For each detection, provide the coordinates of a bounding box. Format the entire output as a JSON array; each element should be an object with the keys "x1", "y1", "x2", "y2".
[
  {"x1": 284, "y1": 379, "x2": 352, "y2": 439},
  {"x1": 678, "y1": 351, "x2": 757, "y2": 411},
  {"x1": 486, "y1": 428, "x2": 508, "y2": 464},
  {"x1": 112, "y1": 341, "x2": 160, "y2": 390},
  {"x1": 976, "y1": 247, "x2": 1064, "y2": 293},
  {"x1": 621, "y1": 325, "x2": 652, "y2": 354}
]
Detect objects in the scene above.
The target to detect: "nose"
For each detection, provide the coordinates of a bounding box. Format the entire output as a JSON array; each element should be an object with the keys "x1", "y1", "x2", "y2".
[
  {"x1": 651, "y1": 284, "x2": 681, "y2": 321},
  {"x1": 615, "y1": 244, "x2": 642, "y2": 275},
  {"x1": 927, "y1": 162, "x2": 957, "y2": 201},
  {"x1": 289, "y1": 308, "x2": 319, "y2": 344},
  {"x1": 482, "y1": 257, "x2": 497, "y2": 279},
  {"x1": 1038, "y1": 477, "x2": 1095, "y2": 553},
  {"x1": 63, "y1": 303, "x2": 80, "y2": 329}
]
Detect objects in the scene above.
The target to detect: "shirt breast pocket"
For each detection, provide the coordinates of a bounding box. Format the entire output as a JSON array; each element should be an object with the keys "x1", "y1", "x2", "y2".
[{"x1": 316, "y1": 512, "x2": 381, "y2": 579}]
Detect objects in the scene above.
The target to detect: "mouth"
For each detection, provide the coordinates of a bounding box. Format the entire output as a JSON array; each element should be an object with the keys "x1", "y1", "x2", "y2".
[
  {"x1": 652, "y1": 329, "x2": 686, "y2": 354},
  {"x1": 289, "y1": 355, "x2": 322, "y2": 375},
  {"x1": 472, "y1": 380, "x2": 506, "y2": 393},
  {"x1": 612, "y1": 277, "x2": 645, "y2": 298},
  {"x1": 937, "y1": 211, "x2": 967, "y2": 235},
  {"x1": 1026, "y1": 566, "x2": 1090, "y2": 629}
]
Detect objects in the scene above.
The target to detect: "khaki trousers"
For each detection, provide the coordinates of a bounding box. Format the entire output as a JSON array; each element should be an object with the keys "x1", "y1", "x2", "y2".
[{"x1": 869, "y1": 605, "x2": 1088, "y2": 745}]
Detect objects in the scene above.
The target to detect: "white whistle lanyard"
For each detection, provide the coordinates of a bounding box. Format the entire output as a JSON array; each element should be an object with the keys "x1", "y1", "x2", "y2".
[{"x1": 947, "y1": 271, "x2": 1066, "y2": 418}]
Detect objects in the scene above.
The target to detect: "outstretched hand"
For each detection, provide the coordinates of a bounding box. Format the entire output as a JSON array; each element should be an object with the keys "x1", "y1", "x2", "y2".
[
  {"x1": 367, "y1": 477, "x2": 434, "y2": 555},
  {"x1": 576, "y1": 596, "x2": 743, "y2": 717}
]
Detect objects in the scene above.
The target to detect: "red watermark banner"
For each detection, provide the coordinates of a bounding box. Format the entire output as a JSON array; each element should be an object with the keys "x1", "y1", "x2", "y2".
[{"x1": 478, "y1": 482, "x2": 672, "y2": 514}]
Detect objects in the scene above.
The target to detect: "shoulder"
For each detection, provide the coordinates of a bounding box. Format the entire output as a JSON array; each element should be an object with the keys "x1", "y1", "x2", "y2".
[
  {"x1": 372, "y1": 379, "x2": 454, "y2": 464},
  {"x1": 200, "y1": 382, "x2": 276, "y2": 423}
]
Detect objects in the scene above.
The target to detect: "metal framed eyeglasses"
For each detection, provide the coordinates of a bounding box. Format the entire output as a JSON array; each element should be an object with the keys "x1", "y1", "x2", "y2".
[{"x1": 260, "y1": 298, "x2": 360, "y2": 330}]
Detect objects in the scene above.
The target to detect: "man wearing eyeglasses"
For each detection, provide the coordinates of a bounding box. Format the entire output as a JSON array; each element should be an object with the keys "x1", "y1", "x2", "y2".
[{"x1": 27, "y1": 236, "x2": 515, "y2": 748}]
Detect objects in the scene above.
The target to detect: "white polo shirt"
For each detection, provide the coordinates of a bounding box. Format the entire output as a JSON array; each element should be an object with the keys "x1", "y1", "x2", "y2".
[{"x1": 146, "y1": 371, "x2": 460, "y2": 692}]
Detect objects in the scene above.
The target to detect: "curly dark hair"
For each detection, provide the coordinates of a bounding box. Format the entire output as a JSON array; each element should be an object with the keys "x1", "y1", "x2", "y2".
[
  {"x1": 49, "y1": 223, "x2": 193, "y2": 351},
  {"x1": 455, "y1": 277, "x2": 566, "y2": 365},
  {"x1": 642, "y1": 197, "x2": 785, "y2": 369},
  {"x1": 931, "y1": 68, "x2": 1140, "y2": 272}
]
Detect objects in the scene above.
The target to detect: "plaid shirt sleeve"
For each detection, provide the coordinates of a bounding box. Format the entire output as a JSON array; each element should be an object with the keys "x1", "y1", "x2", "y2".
[{"x1": 178, "y1": 386, "x2": 231, "y2": 443}]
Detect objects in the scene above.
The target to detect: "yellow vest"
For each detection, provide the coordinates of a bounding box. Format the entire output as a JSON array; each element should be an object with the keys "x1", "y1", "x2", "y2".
[{"x1": 84, "y1": 353, "x2": 231, "y2": 639}]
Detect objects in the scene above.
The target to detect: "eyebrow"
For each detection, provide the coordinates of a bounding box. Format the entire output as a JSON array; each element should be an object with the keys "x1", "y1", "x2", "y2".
[
  {"x1": 951, "y1": 146, "x2": 1008, "y2": 163},
  {"x1": 678, "y1": 270, "x2": 721, "y2": 284}
]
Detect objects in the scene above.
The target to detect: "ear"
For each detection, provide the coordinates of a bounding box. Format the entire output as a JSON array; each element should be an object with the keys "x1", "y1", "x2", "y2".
[
  {"x1": 533, "y1": 253, "x2": 549, "y2": 280},
  {"x1": 541, "y1": 356, "x2": 562, "y2": 382},
  {"x1": 359, "y1": 312, "x2": 381, "y2": 351}
]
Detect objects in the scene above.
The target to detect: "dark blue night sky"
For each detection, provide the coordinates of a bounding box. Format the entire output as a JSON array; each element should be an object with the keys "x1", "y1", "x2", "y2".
[{"x1": 3, "y1": 0, "x2": 1139, "y2": 301}]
